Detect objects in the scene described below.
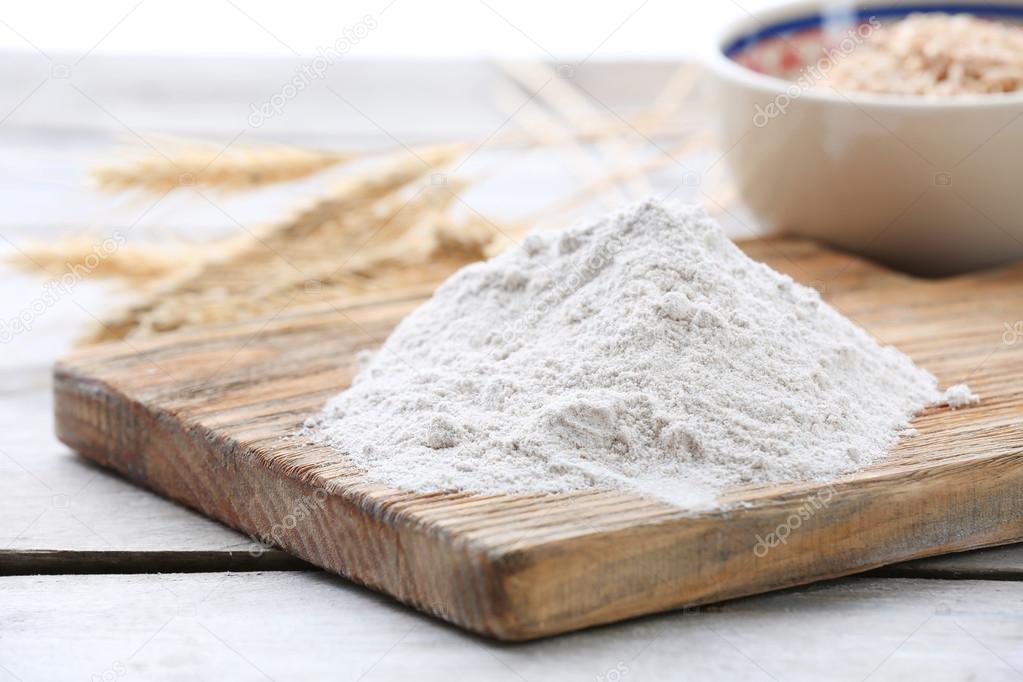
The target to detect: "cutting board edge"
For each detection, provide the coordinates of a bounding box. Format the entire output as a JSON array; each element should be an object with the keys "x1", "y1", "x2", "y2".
[
  {"x1": 52, "y1": 366, "x2": 539, "y2": 639},
  {"x1": 52, "y1": 361, "x2": 1023, "y2": 640}
]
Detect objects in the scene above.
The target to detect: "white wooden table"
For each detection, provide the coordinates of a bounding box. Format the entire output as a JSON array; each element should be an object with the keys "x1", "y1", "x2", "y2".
[{"x1": 1, "y1": 54, "x2": 1021, "y2": 681}]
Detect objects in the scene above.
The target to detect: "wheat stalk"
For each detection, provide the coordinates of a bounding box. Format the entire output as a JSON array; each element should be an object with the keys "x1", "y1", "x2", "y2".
[
  {"x1": 90, "y1": 77, "x2": 702, "y2": 198},
  {"x1": 79, "y1": 144, "x2": 485, "y2": 343},
  {"x1": 92, "y1": 141, "x2": 355, "y2": 193},
  {"x1": 7, "y1": 236, "x2": 199, "y2": 282},
  {"x1": 38, "y1": 61, "x2": 728, "y2": 344}
]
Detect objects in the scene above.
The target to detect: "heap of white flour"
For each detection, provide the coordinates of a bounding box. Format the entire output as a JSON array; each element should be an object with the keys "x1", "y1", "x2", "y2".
[{"x1": 312, "y1": 201, "x2": 972, "y2": 508}]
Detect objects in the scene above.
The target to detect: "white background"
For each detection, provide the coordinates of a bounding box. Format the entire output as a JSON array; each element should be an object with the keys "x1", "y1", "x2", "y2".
[{"x1": 0, "y1": 0, "x2": 780, "y2": 59}]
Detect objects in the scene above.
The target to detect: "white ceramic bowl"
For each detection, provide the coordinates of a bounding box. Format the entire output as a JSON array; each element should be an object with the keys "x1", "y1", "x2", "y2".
[{"x1": 705, "y1": 0, "x2": 1023, "y2": 276}]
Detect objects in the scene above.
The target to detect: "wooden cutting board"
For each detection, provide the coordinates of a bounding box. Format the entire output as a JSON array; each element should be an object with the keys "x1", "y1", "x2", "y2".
[{"x1": 54, "y1": 237, "x2": 1023, "y2": 640}]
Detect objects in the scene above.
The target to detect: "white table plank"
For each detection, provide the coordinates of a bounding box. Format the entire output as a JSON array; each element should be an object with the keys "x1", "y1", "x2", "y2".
[
  {"x1": 0, "y1": 54, "x2": 687, "y2": 140},
  {"x1": 1, "y1": 573, "x2": 1021, "y2": 681},
  {"x1": 0, "y1": 360, "x2": 304, "y2": 571},
  {"x1": 874, "y1": 544, "x2": 1023, "y2": 580}
]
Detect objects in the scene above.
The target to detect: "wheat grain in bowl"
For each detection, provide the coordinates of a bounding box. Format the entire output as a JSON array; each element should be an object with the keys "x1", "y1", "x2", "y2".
[
  {"x1": 820, "y1": 12, "x2": 1023, "y2": 95},
  {"x1": 706, "y1": 1, "x2": 1023, "y2": 276}
]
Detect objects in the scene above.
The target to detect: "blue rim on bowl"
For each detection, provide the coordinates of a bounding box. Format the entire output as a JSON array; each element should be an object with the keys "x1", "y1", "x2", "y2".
[{"x1": 724, "y1": 3, "x2": 1023, "y2": 56}]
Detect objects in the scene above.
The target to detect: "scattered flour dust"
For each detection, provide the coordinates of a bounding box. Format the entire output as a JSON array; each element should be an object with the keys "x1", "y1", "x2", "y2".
[{"x1": 310, "y1": 201, "x2": 976, "y2": 509}]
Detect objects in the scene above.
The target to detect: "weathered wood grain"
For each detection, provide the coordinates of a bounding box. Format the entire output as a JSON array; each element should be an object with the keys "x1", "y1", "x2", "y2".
[
  {"x1": 2, "y1": 572, "x2": 1022, "y2": 682},
  {"x1": 52, "y1": 238, "x2": 1023, "y2": 640}
]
